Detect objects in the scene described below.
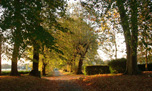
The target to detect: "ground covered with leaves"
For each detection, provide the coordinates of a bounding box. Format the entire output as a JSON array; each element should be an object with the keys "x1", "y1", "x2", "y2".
[
  {"x1": 0, "y1": 71, "x2": 152, "y2": 91},
  {"x1": 76, "y1": 71, "x2": 152, "y2": 91},
  {"x1": 0, "y1": 76, "x2": 58, "y2": 91}
]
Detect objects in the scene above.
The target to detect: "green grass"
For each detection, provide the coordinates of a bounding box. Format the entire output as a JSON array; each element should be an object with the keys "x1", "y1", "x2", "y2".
[{"x1": 1, "y1": 71, "x2": 30, "y2": 75}]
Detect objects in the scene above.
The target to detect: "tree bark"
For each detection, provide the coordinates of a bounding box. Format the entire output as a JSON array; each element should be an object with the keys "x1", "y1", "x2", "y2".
[
  {"x1": 30, "y1": 43, "x2": 40, "y2": 77},
  {"x1": 129, "y1": 0, "x2": 140, "y2": 74},
  {"x1": 77, "y1": 57, "x2": 83, "y2": 74},
  {"x1": 116, "y1": 0, "x2": 140, "y2": 75},
  {"x1": 0, "y1": 34, "x2": 2, "y2": 75},
  {"x1": 77, "y1": 43, "x2": 89, "y2": 74},
  {"x1": 10, "y1": 0, "x2": 22, "y2": 76},
  {"x1": 10, "y1": 39, "x2": 20, "y2": 76},
  {"x1": 42, "y1": 63, "x2": 47, "y2": 76},
  {"x1": 42, "y1": 59, "x2": 47, "y2": 76}
]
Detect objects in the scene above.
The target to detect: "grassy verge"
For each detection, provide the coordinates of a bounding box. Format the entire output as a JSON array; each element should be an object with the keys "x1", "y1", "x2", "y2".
[{"x1": 1, "y1": 71, "x2": 30, "y2": 75}]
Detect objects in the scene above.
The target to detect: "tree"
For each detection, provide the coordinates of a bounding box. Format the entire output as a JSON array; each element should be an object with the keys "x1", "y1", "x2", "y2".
[
  {"x1": 115, "y1": 0, "x2": 139, "y2": 74},
  {"x1": 0, "y1": 33, "x2": 2, "y2": 75},
  {"x1": 40, "y1": 46, "x2": 51, "y2": 76},
  {"x1": 137, "y1": 0, "x2": 152, "y2": 70},
  {"x1": 98, "y1": 8, "x2": 125, "y2": 60},
  {"x1": 27, "y1": 0, "x2": 66, "y2": 77},
  {"x1": 39, "y1": 47, "x2": 65, "y2": 76},
  {"x1": 0, "y1": 0, "x2": 26, "y2": 76},
  {"x1": 56, "y1": 17, "x2": 98, "y2": 74},
  {"x1": 81, "y1": 0, "x2": 147, "y2": 75},
  {"x1": 0, "y1": 0, "x2": 66, "y2": 76}
]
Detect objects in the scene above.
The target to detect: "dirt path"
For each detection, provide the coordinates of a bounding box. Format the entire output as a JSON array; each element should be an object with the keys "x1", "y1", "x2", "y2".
[
  {"x1": 58, "y1": 80, "x2": 83, "y2": 91},
  {"x1": 43, "y1": 70, "x2": 88, "y2": 91},
  {"x1": 43, "y1": 75, "x2": 86, "y2": 91}
]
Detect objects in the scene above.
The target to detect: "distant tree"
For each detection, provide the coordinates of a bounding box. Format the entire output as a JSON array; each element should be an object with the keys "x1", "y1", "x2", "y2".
[
  {"x1": 40, "y1": 46, "x2": 51, "y2": 76},
  {"x1": 138, "y1": 0, "x2": 152, "y2": 70},
  {"x1": 27, "y1": 0, "x2": 66, "y2": 76},
  {"x1": 98, "y1": 8, "x2": 123, "y2": 60},
  {"x1": 56, "y1": 17, "x2": 98, "y2": 74}
]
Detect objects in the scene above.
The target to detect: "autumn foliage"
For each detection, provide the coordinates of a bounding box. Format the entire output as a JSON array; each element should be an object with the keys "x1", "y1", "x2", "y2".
[{"x1": 76, "y1": 71, "x2": 152, "y2": 91}]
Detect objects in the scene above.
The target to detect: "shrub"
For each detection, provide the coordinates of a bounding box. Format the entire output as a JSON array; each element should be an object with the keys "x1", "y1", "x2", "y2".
[
  {"x1": 138, "y1": 64, "x2": 145, "y2": 71},
  {"x1": 1, "y1": 71, "x2": 30, "y2": 75},
  {"x1": 108, "y1": 58, "x2": 152, "y2": 73},
  {"x1": 108, "y1": 58, "x2": 127, "y2": 73},
  {"x1": 138, "y1": 63, "x2": 152, "y2": 71},
  {"x1": 148, "y1": 63, "x2": 152, "y2": 71},
  {"x1": 85, "y1": 65, "x2": 110, "y2": 75}
]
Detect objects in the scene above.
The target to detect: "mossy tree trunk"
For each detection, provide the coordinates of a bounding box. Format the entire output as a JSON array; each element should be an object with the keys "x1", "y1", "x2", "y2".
[
  {"x1": 10, "y1": 0, "x2": 22, "y2": 76},
  {"x1": 116, "y1": 0, "x2": 140, "y2": 75}
]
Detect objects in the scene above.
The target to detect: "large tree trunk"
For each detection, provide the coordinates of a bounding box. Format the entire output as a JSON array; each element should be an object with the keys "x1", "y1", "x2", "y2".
[
  {"x1": 30, "y1": 43, "x2": 40, "y2": 77},
  {"x1": 116, "y1": 0, "x2": 140, "y2": 75},
  {"x1": 42, "y1": 63, "x2": 47, "y2": 76},
  {"x1": 42, "y1": 59, "x2": 47, "y2": 76},
  {"x1": 0, "y1": 34, "x2": 2, "y2": 75},
  {"x1": 77, "y1": 44, "x2": 89, "y2": 74},
  {"x1": 129, "y1": 0, "x2": 140, "y2": 74},
  {"x1": 77, "y1": 57, "x2": 83, "y2": 74},
  {"x1": 10, "y1": 0, "x2": 22, "y2": 76},
  {"x1": 10, "y1": 40, "x2": 20, "y2": 76}
]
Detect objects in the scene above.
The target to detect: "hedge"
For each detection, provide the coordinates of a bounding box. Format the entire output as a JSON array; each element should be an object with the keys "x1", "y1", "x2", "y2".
[
  {"x1": 108, "y1": 58, "x2": 152, "y2": 73},
  {"x1": 108, "y1": 58, "x2": 126, "y2": 73},
  {"x1": 85, "y1": 59, "x2": 152, "y2": 75},
  {"x1": 85, "y1": 65, "x2": 110, "y2": 75},
  {"x1": 138, "y1": 63, "x2": 152, "y2": 71},
  {"x1": 1, "y1": 71, "x2": 30, "y2": 75}
]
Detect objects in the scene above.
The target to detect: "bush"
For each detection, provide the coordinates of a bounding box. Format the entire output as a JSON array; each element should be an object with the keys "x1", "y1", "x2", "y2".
[
  {"x1": 148, "y1": 63, "x2": 152, "y2": 71},
  {"x1": 138, "y1": 64, "x2": 145, "y2": 71},
  {"x1": 1, "y1": 71, "x2": 30, "y2": 75},
  {"x1": 85, "y1": 65, "x2": 110, "y2": 75},
  {"x1": 108, "y1": 58, "x2": 127, "y2": 73},
  {"x1": 108, "y1": 58, "x2": 152, "y2": 73},
  {"x1": 138, "y1": 63, "x2": 152, "y2": 71}
]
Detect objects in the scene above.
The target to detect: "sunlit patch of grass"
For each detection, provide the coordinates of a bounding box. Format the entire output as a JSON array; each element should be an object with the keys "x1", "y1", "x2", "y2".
[{"x1": 1, "y1": 71, "x2": 30, "y2": 75}]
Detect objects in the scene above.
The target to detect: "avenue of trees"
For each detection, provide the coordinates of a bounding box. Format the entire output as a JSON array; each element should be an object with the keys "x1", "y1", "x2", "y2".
[
  {"x1": 81, "y1": 0, "x2": 152, "y2": 75},
  {"x1": 0, "y1": 0, "x2": 151, "y2": 76}
]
